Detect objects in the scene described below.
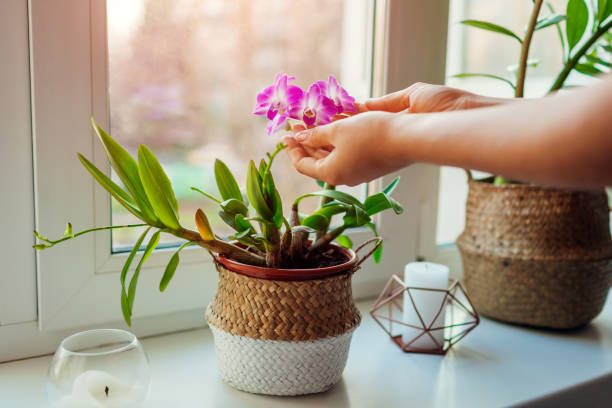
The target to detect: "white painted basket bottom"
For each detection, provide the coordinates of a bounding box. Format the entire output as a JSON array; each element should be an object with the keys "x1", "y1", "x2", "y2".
[{"x1": 209, "y1": 323, "x2": 356, "y2": 396}]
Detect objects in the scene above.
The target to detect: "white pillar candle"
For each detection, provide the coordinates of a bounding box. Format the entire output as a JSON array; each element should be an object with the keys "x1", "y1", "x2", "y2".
[
  {"x1": 402, "y1": 262, "x2": 449, "y2": 350},
  {"x1": 55, "y1": 370, "x2": 146, "y2": 408}
]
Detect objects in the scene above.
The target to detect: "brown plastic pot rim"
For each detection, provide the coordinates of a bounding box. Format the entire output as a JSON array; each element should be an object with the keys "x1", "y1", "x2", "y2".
[{"x1": 213, "y1": 244, "x2": 357, "y2": 281}]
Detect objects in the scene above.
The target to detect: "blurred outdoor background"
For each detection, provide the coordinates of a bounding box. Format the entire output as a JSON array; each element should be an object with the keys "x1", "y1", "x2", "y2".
[
  {"x1": 107, "y1": 0, "x2": 603, "y2": 250},
  {"x1": 107, "y1": 0, "x2": 369, "y2": 250}
]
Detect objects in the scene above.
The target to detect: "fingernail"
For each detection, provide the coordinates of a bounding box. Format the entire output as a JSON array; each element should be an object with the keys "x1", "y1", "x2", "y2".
[{"x1": 295, "y1": 130, "x2": 310, "y2": 141}]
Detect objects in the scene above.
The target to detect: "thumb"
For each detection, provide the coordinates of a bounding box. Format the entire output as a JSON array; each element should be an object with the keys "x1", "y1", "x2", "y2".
[{"x1": 295, "y1": 125, "x2": 334, "y2": 148}]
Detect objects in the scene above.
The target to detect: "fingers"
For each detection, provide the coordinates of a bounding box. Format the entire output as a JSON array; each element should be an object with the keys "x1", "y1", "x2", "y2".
[
  {"x1": 362, "y1": 89, "x2": 412, "y2": 113},
  {"x1": 283, "y1": 137, "x2": 326, "y2": 179},
  {"x1": 359, "y1": 82, "x2": 431, "y2": 113},
  {"x1": 294, "y1": 124, "x2": 334, "y2": 148}
]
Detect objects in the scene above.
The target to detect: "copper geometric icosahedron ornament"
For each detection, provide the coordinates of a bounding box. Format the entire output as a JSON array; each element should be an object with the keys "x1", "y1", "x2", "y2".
[{"x1": 369, "y1": 275, "x2": 480, "y2": 355}]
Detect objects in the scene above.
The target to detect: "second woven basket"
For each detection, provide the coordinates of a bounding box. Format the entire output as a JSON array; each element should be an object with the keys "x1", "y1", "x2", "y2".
[
  {"x1": 457, "y1": 175, "x2": 612, "y2": 329},
  {"x1": 206, "y1": 244, "x2": 369, "y2": 396}
]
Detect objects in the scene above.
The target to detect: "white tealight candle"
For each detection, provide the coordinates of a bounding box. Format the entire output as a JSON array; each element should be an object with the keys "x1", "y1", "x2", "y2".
[
  {"x1": 55, "y1": 370, "x2": 146, "y2": 408},
  {"x1": 401, "y1": 262, "x2": 449, "y2": 350}
]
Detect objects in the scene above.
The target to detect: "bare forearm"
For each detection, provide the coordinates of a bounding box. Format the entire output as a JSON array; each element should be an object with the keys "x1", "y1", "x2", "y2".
[{"x1": 392, "y1": 78, "x2": 612, "y2": 187}]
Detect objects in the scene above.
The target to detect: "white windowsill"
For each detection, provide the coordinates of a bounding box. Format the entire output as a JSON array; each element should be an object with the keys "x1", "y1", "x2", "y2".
[{"x1": 1, "y1": 294, "x2": 612, "y2": 407}]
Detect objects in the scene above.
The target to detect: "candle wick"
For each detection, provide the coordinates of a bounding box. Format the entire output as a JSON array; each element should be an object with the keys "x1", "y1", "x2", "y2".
[{"x1": 105, "y1": 386, "x2": 109, "y2": 397}]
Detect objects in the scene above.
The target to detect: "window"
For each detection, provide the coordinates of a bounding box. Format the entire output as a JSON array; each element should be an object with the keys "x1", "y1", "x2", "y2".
[{"x1": 2, "y1": 0, "x2": 451, "y2": 361}]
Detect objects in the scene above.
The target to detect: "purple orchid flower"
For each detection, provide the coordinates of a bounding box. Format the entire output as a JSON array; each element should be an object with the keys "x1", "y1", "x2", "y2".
[
  {"x1": 253, "y1": 73, "x2": 303, "y2": 134},
  {"x1": 288, "y1": 83, "x2": 337, "y2": 127},
  {"x1": 316, "y1": 75, "x2": 357, "y2": 114}
]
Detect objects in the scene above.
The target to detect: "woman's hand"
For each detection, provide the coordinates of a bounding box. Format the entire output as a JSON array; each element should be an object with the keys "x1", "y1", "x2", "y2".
[
  {"x1": 283, "y1": 83, "x2": 509, "y2": 185},
  {"x1": 356, "y1": 82, "x2": 512, "y2": 114},
  {"x1": 282, "y1": 111, "x2": 409, "y2": 186}
]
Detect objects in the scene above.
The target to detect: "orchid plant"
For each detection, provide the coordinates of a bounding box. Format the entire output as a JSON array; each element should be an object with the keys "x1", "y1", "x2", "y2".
[{"x1": 33, "y1": 73, "x2": 402, "y2": 326}]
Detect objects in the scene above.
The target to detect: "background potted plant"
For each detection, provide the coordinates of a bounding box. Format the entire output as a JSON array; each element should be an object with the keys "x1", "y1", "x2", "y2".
[
  {"x1": 34, "y1": 74, "x2": 403, "y2": 395},
  {"x1": 453, "y1": 0, "x2": 612, "y2": 329}
]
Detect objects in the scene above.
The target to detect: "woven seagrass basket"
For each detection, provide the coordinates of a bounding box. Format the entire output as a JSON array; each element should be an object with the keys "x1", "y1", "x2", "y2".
[
  {"x1": 456, "y1": 174, "x2": 612, "y2": 329},
  {"x1": 206, "y1": 242, "x2": 377, "y2": 396}
]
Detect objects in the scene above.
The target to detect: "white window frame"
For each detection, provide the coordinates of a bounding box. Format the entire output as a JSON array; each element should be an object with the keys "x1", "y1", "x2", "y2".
[{"x1": 0, "y1": 0, "x2": 451, "y2": 361}]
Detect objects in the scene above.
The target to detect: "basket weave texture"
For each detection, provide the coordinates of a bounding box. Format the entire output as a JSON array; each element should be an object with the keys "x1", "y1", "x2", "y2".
[
  {"x1": 206, "y1": 262, "x2": 361, "y2": 341},
  {"x1": 456, "y1": 177, "x2": 612, "y2": 329}
]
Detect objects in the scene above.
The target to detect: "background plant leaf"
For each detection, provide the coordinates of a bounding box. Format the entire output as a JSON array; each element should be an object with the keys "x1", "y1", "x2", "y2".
[
  {"x1": 574, "y1": 62, "x2": 604, "y2": 75},
  {"x1": 450, "y1": 73, "x2": 516, "y2": 90},
  {"x1": 598, "y1": 0, "x2": 612, "y2": 24},
  {"x1": 460, "y1": 19, "x2": 523, "y2": 43},
  {"x1": 566, "y1": 0, "x2": 589, "y2": 50},
  {"x1": 535, "y1": 13, "x2": 566, "y2": 30}
]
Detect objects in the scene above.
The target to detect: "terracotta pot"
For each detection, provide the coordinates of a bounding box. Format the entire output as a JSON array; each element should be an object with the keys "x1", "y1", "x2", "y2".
[
  {"x1": 207, "y1": 244, "x2": 362, "y2": 395},
  {"x1": 456, "y1": 175, "x2": 612, "y2": 329}
]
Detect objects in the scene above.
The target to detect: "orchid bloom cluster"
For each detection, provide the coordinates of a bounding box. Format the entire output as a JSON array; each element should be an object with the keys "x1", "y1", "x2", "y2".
[{"x1": 253, "y1": 73, "x2": 357, "y2": 135}]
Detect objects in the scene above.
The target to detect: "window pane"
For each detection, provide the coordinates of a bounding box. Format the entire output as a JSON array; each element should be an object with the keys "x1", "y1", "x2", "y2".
[
  {"x1": 107, "y1": 0, "x2": 371, "y2": 250},
  {"x1": 437, "y1": 0, "x2": 597, "y2": 245}
]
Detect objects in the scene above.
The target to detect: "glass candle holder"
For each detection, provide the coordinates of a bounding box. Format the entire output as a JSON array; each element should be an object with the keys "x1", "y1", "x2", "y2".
[{"x1": 47, "y1": 329, "x2": 150, "y2": 408}]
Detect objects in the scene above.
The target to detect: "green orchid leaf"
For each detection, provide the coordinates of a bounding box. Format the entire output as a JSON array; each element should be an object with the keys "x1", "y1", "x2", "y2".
[
  {"x1": 535, "y1": 13, "x2": 566, "y2": 30},
  {"x1": 315, "y1": 180, "x2": 326, "y2": 188},
  {"x1": 259, "y1": 159, "x2": 267, "y2": 179},
  {"x1": 235, "y1": 213, "x2": 254, "y2": 232},
  {"x1": 190, "y1": 187, "x2": 221, "y2": 204},
  {"x1": 247, "y1": 161, "x2": 274, "y2": 220},
  {"x1": 313, "y1": 203, "x2": 350, "y2": 219},
  {"x1": 159, "y1": 241, "x2": 194, "y2": 292},
  {"x1": 566, "y1": 0, "x2": 589, "y2": 50},
  {"x1": 127, "y1": 230, "x2": 160, "y2": 322},
  {"x1": 382, "y1": 177, "x2": 400, "y2": 195},
  {"x1": 195, "y1": 209, "x2": 215, "y2": 241},
  {"x1": 450, "y1": 73, "x2": 516, "y2": 90},
  {"x1": 336, "y1": 235, "x2": 353, "y2": 249},
  {"x1": 218, "y1": 211, "x2": 237, "y2": 230},
  {"x1": 364, "y1": 193, "x2": 404, "y2": 216},
  {"x1": 575, "y1": 62, "x2": 604, "y2": 75},
  {"x1": 78, "y1": 153, "x2": 144, "y2": 220},
  {"x1": 91, "y1": 118, "x2": 158, "y2": 224},
  {"x1": 460, "y1": 20, "x2": 522, "y2": 43},
  {"x1": 598, "y1": 0, "x2": 612, "y2": 24},
  {"x1": 214, "y1": 159, "x2": 243, "y2": 203},
  {"x1": 301, "y1": 214, "x2": 330, "y2": 230},
  {"x1": 138, "y1": 145, "x2": 181, "y2": 230},
  {"x1": 220, "y1": 198, "x2": 248, "y2": 216},
  {"x1": 120, "y1": 227, "x2": 151, "y2": 326},
  {"x1": 343, "y1": 205, "x2": 371, "y2": 227},
  {"x1": 365, "y1": 223, "x2": 383, "y2": 264},
  {"x1": 263, "y1": 172, "x2": 283, "y2": 228},
  {"x1": 294, "y1": 190, "x2": 365, "y2": 209}
]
